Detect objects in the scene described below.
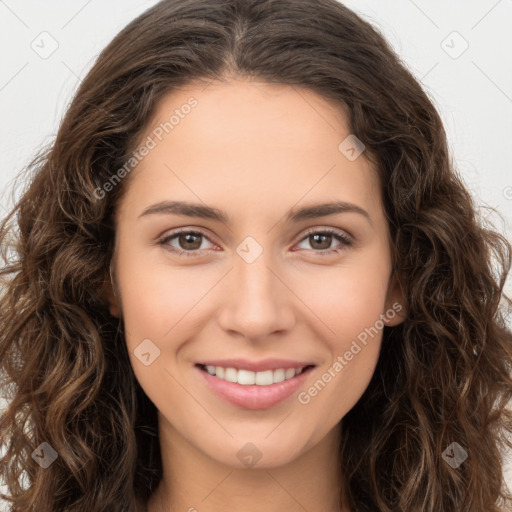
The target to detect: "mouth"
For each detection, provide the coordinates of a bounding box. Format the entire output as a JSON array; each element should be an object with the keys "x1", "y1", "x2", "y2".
[{"x1": 195, "y1": 363, "x2": 316, "y2": 410}]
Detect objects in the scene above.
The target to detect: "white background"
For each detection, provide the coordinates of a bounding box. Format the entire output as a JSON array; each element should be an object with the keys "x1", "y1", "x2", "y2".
[{"x1": 1, "y1": 0, "x2": 511, "y2": 508}]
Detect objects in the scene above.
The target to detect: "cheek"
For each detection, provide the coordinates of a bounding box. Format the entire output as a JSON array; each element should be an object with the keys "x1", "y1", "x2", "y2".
[
  {"x1": 116, "y1": 246, "x2": 213, "y2": 345},
  {"x1": 292, "y1": 258, "x2": 391, "y2": 341},
  {"x1": 292, "y1": 255, "x2": 389, "y2": 403},
  {"x1": 116, "y1": 249, "x2": 209, "y2": 405},
  {"x1": 297, "y1": 274, "x2": 386, "y2": 426}
]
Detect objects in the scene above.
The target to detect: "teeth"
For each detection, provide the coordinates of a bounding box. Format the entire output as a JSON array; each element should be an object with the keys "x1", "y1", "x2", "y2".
[
  {"x1": 203, "y1": 365, "x2": 308, "y2": 385},
  {"x1": 273, "y1": 369, "x2": 285, "y2": 383},
  {"x1": 238, "y1": 369, "x2": 256, "y2": 385},
  {"x1": 255, "y1": 370, "x2": 273, "y2": 385},
  {"x1": 224, "y1": 367, "x2": 237, "y2": 383}
]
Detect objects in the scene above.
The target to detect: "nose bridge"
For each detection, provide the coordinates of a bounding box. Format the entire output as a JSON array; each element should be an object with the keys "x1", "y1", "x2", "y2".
[
  {"x1": 236, "y1": 245, "x2": 276, "y2": 302},
  {"x1": 218, "y1": 237, "x2": 294, "y2": 337}
]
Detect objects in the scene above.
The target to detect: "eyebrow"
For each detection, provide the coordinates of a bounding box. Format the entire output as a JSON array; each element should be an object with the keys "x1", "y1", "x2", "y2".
[{"x1": 138, "y1": 200, "x2": 372, "y2": 226}]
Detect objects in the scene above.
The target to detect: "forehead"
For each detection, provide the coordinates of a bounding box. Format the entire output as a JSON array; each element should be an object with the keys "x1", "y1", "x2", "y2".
[
  {"x1": 138, "y1": 79, "x2": 352, "y2": 159},
  {"x1": 119, "y1": 79, "x2": 382, "y2": 225}
]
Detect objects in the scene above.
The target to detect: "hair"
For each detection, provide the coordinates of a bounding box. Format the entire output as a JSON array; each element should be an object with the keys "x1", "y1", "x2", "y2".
[{"x1": 1, "y1": 0, "x2": 512, "y2": 510}]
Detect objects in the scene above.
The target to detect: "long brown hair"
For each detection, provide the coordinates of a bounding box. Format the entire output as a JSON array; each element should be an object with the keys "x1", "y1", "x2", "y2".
[{"x1": 1, "y1": 1, "x2": 512, "y2": 510}]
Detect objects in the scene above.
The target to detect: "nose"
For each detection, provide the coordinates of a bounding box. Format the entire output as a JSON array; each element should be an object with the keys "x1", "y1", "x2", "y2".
[{"x1": 217, "y1": 247, "x2": 296, "y2": 340}]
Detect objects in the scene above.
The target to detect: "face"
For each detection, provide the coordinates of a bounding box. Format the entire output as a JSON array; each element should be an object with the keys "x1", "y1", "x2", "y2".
[{"x1": 106, "y1": 78, "x2": 405, "y2": 469}]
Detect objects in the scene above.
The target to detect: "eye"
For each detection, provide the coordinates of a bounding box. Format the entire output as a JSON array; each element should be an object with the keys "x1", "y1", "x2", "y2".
[
  {"x1": 294, "y1": 228, "x2": 352, "y2": 255},
  {"x1": 157, "y1": 229, "x2": 216, "y2": 257}
]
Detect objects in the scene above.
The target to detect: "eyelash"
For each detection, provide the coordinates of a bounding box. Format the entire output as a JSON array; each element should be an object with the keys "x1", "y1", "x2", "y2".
[{"x1": 156, "y1": 227, "x2": 353, "y2": 258}]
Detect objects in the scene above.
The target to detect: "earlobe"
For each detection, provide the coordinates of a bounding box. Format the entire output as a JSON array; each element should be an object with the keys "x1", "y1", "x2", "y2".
[
  {"x1": 384, "y1": 271, "x2": 407, "y2": 326},
  {"x1": 106, "y1": 283, "x2": 121, "y2": 318},
  {"x1": 102, "y1": 280, "x2": 121, "y2": 318},
  {"x1": 102, "y1": 264, "x2": 121, "y2": 318}
]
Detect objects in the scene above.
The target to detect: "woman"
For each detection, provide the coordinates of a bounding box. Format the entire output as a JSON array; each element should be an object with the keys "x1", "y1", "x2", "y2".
[{"x1": 1, "y1": 1, "x2": 511, "y2": 511}]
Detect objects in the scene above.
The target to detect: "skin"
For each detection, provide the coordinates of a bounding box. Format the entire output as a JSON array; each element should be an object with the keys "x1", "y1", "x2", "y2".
[{"x1": 105, "y1": 77, "x2": 406, "y2": 512}]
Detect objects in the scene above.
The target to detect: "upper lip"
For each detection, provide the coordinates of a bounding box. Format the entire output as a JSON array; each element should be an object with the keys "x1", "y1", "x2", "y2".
[{"x1": 196, "y1": 358, "x2": 316, "y2": 372}]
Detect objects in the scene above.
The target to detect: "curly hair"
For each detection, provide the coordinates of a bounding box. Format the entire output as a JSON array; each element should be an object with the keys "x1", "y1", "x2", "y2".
[{"x1": 1, "y1": 0, "x2": 512, "y2": 510}]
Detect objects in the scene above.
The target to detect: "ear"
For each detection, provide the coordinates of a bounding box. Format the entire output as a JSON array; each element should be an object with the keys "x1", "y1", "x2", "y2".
[
  {"x1": 383, "y1": 270, "x2": 407, "y2": 326},
  {"x1": 102, "y1": 265, "x2": 121, "y2": 318}
]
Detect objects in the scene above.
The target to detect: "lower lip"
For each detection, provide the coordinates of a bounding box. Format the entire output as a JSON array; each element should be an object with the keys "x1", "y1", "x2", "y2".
[{"x1": 196, "y1": 365, "x2": 315, "y2": 410}]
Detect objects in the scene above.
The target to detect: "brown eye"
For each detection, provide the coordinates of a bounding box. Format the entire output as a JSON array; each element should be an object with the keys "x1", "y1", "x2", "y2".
[
  {"x1": 309, "y1": 233, "x2": 333, "y2": 250},
  {"x1": 177, "y1": 232, "x2": 203, "y2": 250},
  {"x1": 295, "y1": 228, "x2": 352, "y2": 255},
  {"x1": 157, "y1": 230, "x2": 215, "y2": 257}
]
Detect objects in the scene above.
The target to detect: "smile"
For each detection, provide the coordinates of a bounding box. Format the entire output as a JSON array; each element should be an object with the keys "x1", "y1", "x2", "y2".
[{"x1": 195, "y1": 363, "x2": 316, "y2": 410}]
